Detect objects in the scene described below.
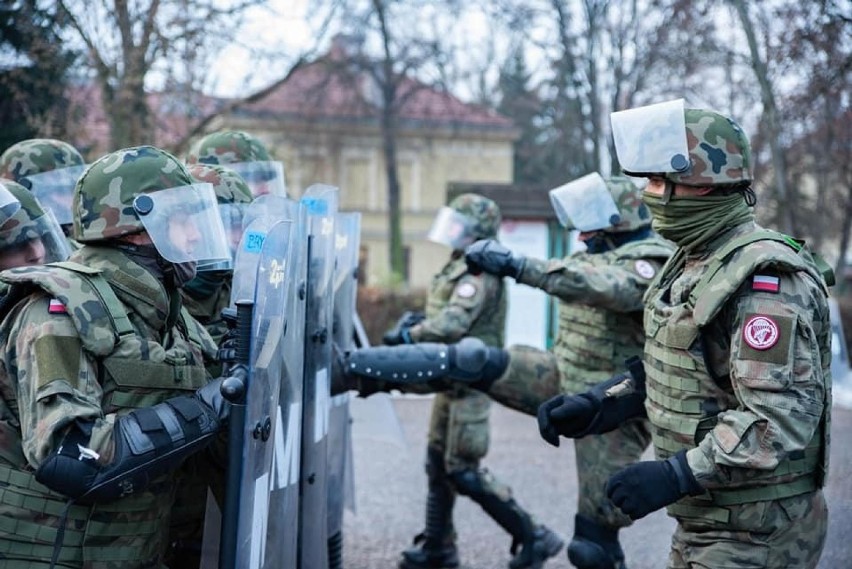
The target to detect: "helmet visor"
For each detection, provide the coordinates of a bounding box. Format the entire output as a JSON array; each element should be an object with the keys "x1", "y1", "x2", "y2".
[
  {"x1": 548, "y1": 173, "x2": 621, "y2": 231},
  {"x1": 0, "y1": 208, "x2": 71, "y2": 268},
  {"x1": 227, "y1": 161, "x2": 287, "y2": 197},
  {"x1": 22, "y1": 165, "x2": 87, "y2": 226},
  {"x1": 427, "y1": 206, "x2": 478, "y2": 250},
  {"x1": 611, "y1": 99, "x2": 690, "y2": 175},
  {"x1": 133, "y1": 183, "x2": 232, "y2": 269},
  {"x1": 0, "y1": 182, "x2": 21, "y2": 226}
]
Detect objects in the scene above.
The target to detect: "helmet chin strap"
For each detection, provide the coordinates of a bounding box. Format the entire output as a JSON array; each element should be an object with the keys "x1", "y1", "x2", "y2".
[{"x1": 662, "y1": 180, "x2": 675, "y2": 205}]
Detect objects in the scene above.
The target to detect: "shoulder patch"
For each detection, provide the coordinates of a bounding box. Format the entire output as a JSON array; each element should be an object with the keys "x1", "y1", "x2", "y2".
[
  {"x1": 455, "y1": 282, "x2": 478, "y2": 299},
  {"x1": 48, "y1": 298, "x2": 67, "y2": 314},
  {"x1": 634, "y1": 260, "x2": 656, "y2": 279},
  {"x1": 752, "y1": 274, "x2": 780, "y2": 293},
  {"x1": 742, "y1": 315, "x2": 780, "y2": 350}
]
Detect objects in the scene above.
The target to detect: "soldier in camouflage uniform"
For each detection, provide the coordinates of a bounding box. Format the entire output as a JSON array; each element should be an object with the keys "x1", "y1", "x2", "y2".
[
  {"x1": 0, "y1": 138, "x2": 87, "y2": 238},
  {"x1": 166, "y1": 162, "x2": 253, "y2": 566},
  {"x1": 186, "y1": 130, "x2": 287, "y2": 197},
  {"x1": 384, "y1": 193, "x2": 563, "y2": 569},
  {"x1": 0, "y1": 146, "x2": 234, "y2": 568},
  {"x1": 463, "y1": 174, "x2": 674, "y2": 569},
  {"x1": 537, "y1": 100, "x2": 832, "y2": 568},
  {"x1": 0, "y1": 178, "x2": 70, "y2": 270}
]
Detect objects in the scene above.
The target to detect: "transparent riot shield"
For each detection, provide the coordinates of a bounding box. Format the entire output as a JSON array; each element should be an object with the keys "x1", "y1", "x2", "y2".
[
  {"x1": 229, "y1": 219, "x2": 295, "y2": 569},
  {"x1": 297, "y1": 185, "x2": 338, "y2": 569},
  {"x1": 253, "y1": 197, "x2": 305, "y2": 569},
  {"x1": 326, "y1": 212, "x2": 361, "y2": 569}
]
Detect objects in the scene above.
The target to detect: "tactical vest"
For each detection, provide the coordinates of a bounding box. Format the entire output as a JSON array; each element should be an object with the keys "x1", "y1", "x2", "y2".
[
  {"x1": 424, "y1": 257, "x2": 506, "y2": 348},
  {"x1": 643, "y1": 231, "x2": 831, "y2": 522},
  {"x1": 554, "y1": 237, "x2": 673, "y2": 393},
  {"x1": 0, "y1": 261, "x2": 214, "y2": 568}
]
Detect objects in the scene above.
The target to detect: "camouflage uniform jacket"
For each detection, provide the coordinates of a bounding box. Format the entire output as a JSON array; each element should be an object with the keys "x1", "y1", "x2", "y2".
[
  {"x1": 409, "y1": 254, "x2": 506, "y2": 348},
  {"x1": 642, "y1": 221, "x2": 831, "y2": 519},
  {"x1": 0, "y1": 245, "x2": 217, "y2": 568},
  {"x1": 517, "y1": 236, "x2": 673, "y2": 392}
]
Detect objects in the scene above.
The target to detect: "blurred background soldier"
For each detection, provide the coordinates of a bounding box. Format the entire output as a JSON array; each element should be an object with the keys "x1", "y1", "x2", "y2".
[
  {"x1": 385, "y1": 193, "x2": 563, "y2": 569},
  {"x1": 0, "y1": 146, "x2": 232, "y2": 568},
  {"x1": 539, "y1": 100, "x2": 832, "y2": 568},
  {"x1": 186, "y1": 129, "x2": 287, "y2": 197},
  {"x1": 464, "y1": 174, "x2": 674, "y2": 569},
  {"x1": 0, "y1": 178, "x2": 70, "y2": 270},
  {"x1": 0, "y1": 138, "x2": 87, "y2": 239}
]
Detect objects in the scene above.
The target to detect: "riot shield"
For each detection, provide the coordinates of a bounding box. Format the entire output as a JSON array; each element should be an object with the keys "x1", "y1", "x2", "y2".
[
  {"x1": 327, "y1": 212, "x2": 361, "y2": 568},
  {"x1": 297, "y1": 185, "x2": 338, "y2": 569},
  {"x1": 229, "y1": 219, "x2": 296, "y2": 569},
  {"x1": 257, "y1": 197, "x2": 305, "y2": 569}
]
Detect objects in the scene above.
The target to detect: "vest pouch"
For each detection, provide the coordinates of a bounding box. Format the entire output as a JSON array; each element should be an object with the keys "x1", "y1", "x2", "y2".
[{"x1": 101, "y1": 355, "x2": 208, "y2": 411}]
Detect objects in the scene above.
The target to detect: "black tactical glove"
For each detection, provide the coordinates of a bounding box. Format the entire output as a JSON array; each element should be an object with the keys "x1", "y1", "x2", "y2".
[
  {"x1": 382, "y1": 310, "x2": 424, "y2": 345},
  {"x1": 536, "y1": 356, "x2": 647, "y2": 447},
  {"x1": 197, "y1": 375, "x2": 231, "y2": 422},
  {"x1": 537, "y1": 393, "x2": 598, "y2": 447},
  {"x1": 464, "y1": 239, "x2": 527, "y2": 279},
  {"x1": 605, "y1": 449, "x2": 703, "y2": 520}
]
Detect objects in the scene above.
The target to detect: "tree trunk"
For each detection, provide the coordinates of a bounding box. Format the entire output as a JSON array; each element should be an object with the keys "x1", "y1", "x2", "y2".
[{"x1": 730, "y1": 0, "x2": 795, "y2": 234}]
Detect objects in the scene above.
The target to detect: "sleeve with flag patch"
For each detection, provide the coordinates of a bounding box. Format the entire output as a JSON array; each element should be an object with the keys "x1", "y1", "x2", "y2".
[{"x1": 48, "y1": 299, "x2": 67, "y2": 314}]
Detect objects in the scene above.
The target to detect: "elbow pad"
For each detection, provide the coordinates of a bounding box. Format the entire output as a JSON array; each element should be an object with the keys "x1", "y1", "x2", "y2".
[{"x1": 36, "y1": 393, "x2": 222, "y2": 503}]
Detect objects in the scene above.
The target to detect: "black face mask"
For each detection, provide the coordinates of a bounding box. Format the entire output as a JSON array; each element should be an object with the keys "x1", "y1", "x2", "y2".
[
  {"x1": 116, "y1": 243, "x2": 197, "y2": 289},
  {"x1": 583, "y1": 226, "x2": 652, "y2": 254}
]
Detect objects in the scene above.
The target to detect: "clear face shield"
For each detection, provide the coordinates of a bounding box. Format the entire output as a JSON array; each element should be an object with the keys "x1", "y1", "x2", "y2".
[
  {"x1": 548, "y1": 173, "x2": 621, "y2": 231},
  {"x1": 0, "y1": 208, "x2": 72, "y2": 270},
  {"x1": 21, "y1": 165, "x2": 87, "y2": 227},
  {"x1": 219, "y1": 202, "x2": 250, "y2": 262},
  {"x1": 611, "y1": 99, "x2": 690, "y2": 176},
  {"x1": 426, "y1": 206, "x2": 479, "y2": 250},
  {"x1": 0, "y1": 182, "x2": 21, "y2": 227},
  {"x1": 227, "y1": 161, "x2": 287, "y2": 198},
  {"x1": 132, "y1": 183, "x2": 232, "y2": 270}
]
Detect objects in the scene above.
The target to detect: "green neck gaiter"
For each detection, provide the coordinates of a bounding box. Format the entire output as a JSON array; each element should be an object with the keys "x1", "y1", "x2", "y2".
[{"x1": 642, "y1": 191, "x2": 754, "y2": 253}]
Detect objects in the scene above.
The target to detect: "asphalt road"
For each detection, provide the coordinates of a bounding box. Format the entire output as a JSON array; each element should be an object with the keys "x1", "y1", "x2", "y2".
[{"x1": 342, "y1": 394, "x2": 852, "y2": 569}]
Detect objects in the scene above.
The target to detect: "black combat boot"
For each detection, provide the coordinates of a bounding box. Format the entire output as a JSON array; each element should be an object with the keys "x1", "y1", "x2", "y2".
[
  {"x1": 400, "y1": 450, "x2": 459, "y2": 569},
  {"x1": 449, "y1": 469, "x2": 564, "y2": 569},
  {"x1": 566, "y1": 514, "x2": 626, "y2": 569}
]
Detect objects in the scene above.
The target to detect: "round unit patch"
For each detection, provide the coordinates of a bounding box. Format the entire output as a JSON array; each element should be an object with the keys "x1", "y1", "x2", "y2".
[
  {"x1": 634, "y1": 260, "x2": 656, "y2": 279},
  {"x1": 742, "y1": 315, "x2": 780, "y2": 351},
  {"x1": 455, "y1": 282, "x2": 477, "y2": 299}
]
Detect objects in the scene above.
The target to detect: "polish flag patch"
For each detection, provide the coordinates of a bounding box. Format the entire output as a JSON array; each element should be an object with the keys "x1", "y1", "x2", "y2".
[
  {"x1": 48, "y1": 299, "x2": 67, "y2": 314},
  {"x1": 752, "y1": 274, "x2": 780, "y2": 293}
]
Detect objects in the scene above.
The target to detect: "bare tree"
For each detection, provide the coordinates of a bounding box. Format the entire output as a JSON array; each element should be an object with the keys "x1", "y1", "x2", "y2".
[{"x1": 55, "y1": 0, "x2": 262, "y2": 150}]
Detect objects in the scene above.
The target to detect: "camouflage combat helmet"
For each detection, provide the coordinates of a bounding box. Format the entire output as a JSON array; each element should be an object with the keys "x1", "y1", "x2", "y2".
[
  {"x1": 186, "y1": 130, "x2": 271, "y2": 165},
  {"x1": 449, "y1": 193, "x2": 501, "y2": 240},
  {"x1": 0, "y1": 178, "x2": 49, "y2": 248},
  {"x1": 187, "y1": 163, "x2": 253, "y2": 205},
  {"x1": 73, "y1": 146, "x2": 195, "y2": 242},
  {"x1": 0, "y1": 138, "x2": 85, "y2": 181},
  {"x1": 667, "y1": 109, "x2": 753, "y2": 188},
  {"x1": 605, "y1": 177, "x2": 651, "y2": 233}
]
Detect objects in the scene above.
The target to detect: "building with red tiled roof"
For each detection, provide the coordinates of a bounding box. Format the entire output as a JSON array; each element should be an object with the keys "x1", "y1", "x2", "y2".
[{"x1": 207, "y1": 36, "x2": 519, "y2": 286}]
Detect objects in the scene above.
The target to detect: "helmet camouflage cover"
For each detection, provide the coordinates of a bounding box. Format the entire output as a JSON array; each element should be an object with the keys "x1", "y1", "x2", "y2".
[
  {"x1": 0, "y1": 178, "x2": 48, "y2": 248},
  {"x1": 448, "y1": 193, "x2": 501, "y2": 240},
  {"x1": 187, "y1": 163, "x2": 253, "y2": 205},
  {"x1": 186, "y1": 130, "x2": 272, "y2": 165},
  {"x1": 73, "y1": 146, "x2": 195, "y2": 242},
  {"x1": 605, "y1": 177, "x2": 651, "y2": 233},
  {"x1": 667, "y1": 108, "x2": 753, "y2": 187},
  {"x1": 0, "y1": 138, "x2": 85, "y2": 181}
]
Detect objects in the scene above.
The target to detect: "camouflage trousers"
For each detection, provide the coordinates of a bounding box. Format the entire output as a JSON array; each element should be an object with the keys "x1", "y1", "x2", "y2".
[
  {"x1": 575, "y1": 418, "x2": 651, "y2": 529},
  {"x1": 668, "y1": 490, "x2": 827, "y2": 568},
  {"x1": 428, "y1": 388, "x2": 491, "y2": 471}
]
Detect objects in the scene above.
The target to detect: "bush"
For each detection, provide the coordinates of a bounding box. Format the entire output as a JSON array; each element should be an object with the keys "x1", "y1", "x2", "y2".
[{"x1": 356, "y1": 286, "x2": 427, "y2": 346}]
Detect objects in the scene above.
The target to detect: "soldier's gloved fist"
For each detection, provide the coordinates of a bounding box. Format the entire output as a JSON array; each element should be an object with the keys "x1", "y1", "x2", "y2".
[
  {"x1": 537, "y1": 393, "x2": 599, "y2": 447},
  {"x1": 464, "y1": 239, "x2": 527, "y2": 279},
  {"x1": 196, "y1": 377, "x2": 231, "y2": 423},
  {"x1": 605, "y1": 450, "x2": 703, "y2": 520}
]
